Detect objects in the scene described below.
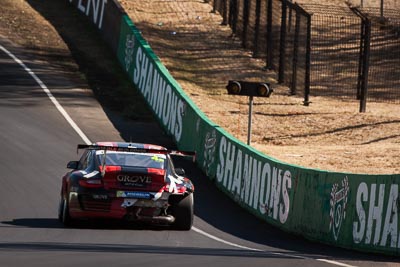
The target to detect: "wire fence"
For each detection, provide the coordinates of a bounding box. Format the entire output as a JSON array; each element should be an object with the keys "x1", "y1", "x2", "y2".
[
  {"x1": 278, "y1": 1, "x2": 310, "y2": 100},
  {"x1": 301, "y1": 4, "x2": 361, "y2": 99},
  {"x1": 360, "y1": 8, "x2": 400, "y2": 102},
  {"x1": 210, "y1": 0, "x2": 400, "y2": 107}
]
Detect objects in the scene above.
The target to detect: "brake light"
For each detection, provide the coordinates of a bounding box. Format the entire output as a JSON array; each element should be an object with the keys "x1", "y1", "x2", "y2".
[
  {"x1": 99, "y1": 166, "x2": 122, "y2": 172},
  {"x1": 163, "y1": 183, "x2": 188, "y2": 194},
  {"x1": 147, "y1": 168, "x2": 165, "y2": 175},
  {"x1": 79, "y1": 179, "x2": 103, "y2": 188}
]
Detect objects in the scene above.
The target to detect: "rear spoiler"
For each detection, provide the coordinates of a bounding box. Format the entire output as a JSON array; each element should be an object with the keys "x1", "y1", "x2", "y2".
[{"x1": 77, "y1": 144, "x2": 196, "y2": 161}]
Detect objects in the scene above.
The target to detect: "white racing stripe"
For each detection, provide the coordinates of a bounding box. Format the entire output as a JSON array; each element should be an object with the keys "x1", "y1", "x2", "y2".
[
  {"x1": 0, "y1": 44, "x2": 91, "y2": 145},
  {"x1": 192, "y1": 226, "x2": 263, "y2": 252},
  {"x1": 193, "y1": 227, "x2": 358, "y2": 266},
  {"x1": 0, "y1": 43, "x2": 358, "y2": 267},
  {"x1": 317, "y1": 259, "x2": 358, "y2": 267}
]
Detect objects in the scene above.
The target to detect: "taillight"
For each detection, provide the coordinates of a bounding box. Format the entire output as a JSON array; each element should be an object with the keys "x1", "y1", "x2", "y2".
[
  {"x1": 79, "y1": 179, "x2": 103, "y2": 188},
  {"x1": 99, "y1": 165, "x2": 122, "y2": 172},
  {"x1": 147, "y1": 168, "x2": 166, "y2": 175}
]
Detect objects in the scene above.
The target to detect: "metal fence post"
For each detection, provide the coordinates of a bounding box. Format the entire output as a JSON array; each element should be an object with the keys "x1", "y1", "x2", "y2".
[
  {"x1": 253, "y1": 0, "x2": 261, "y2": 57},
  {"x1": 266, "y1": 0, "x2": 273, "y2": 69},
  {"x1": 356, "y1": 20, "x2": 364, "y2": 99},
  {"x1": 359, "y1": 18, "x2": 371, "y2": 112},
  {"x1": 229, "y1": 0, "x2": 238, "y2": 33},
  {"x1": 279, "y1": 0, "x2": 288, "y2": 84},
  {"x1": 242, "y1": 0, "x2": 250, "y2": 48},
  {"x1": 222, "y1": 0, "x2": 228, "y2": 25},
  {"x1": 288, "y1": 0, "x2": 293, "y2": 33},
  {"x1": 291, "y1": 11, "x2": 300, "y2": 95},
  {"x1": 304, "y1": 12, "x2": 311, "y2": 106},
  {"x1": 351, "y1": 7, "x2": 371, "y2": 112},
  {"x1": 247, "y1": 96, "x2": 254, "y2": 145}
]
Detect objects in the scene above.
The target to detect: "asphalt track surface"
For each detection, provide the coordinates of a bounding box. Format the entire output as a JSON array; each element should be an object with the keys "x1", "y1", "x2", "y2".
[{"x1": 0, "y1": 38, "x2": 398, "y2": 267}]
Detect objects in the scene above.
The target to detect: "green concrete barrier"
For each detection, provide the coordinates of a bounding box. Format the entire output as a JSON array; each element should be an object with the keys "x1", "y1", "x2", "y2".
[
  {"x1": 68, "y1": 0, "x2": 126, "y2": 53},
  {"x1": 68, "y1": 0, "x2": 400, "y2": 256}
]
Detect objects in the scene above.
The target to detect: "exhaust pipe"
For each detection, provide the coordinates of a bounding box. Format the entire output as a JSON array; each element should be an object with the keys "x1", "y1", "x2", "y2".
[{"x1": 125, "y1": 208, "x2": 175, "y2": 224}]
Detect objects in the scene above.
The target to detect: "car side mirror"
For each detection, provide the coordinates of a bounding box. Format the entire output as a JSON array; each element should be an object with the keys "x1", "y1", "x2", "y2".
[
  {"x1": 67, "y1": 161, "x2": 79, "y2": 169},
  {"x1": 175, "y1": 168, "x2": 185, "y2": 176}
]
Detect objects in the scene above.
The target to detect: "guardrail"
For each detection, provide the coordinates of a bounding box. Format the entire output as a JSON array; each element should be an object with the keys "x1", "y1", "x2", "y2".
[{"x1": 67, "y1": 0, "x2": 400, "y2": 256}]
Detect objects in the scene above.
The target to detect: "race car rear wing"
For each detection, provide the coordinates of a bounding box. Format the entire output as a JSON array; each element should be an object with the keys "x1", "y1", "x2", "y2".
[{"x1": 77, "y1": 144, "x2": 196, "y2": 161}]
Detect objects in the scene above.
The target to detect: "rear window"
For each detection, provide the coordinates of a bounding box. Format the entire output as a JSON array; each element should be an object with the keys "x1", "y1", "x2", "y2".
[{"x1": 96, "y1": 151, "x2": 166, "y2": 169}]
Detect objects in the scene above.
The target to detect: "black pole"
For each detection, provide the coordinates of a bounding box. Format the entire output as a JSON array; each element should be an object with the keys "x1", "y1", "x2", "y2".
[
  {"x1": 279, "y1": 0, "x2": 288, "y2": 84},
  {"x1": 266, "y1": 0, "x2": 273, "y2": 69},
  {"x1": 359, "y1": 18, "x2": 371, "y2": 113},
  {"x1": 229, "y1": 0, "x2": 238, "y2": 33},
  {"x1": 242, "y1": 0, "x2": 250, "y2": 48},
  {"x1": 291, "y1": 12, "x2": 300, "y2": 95},
  {"x1": 304, "y1": 12, "x2": 311, "y2": 106},
  {"x1": 222, "y1": 0, "x2": 228, "y2": 25},
  {"x1": 357, "y1": 19, "x2": 365, "y2": 99},
  {"x1": 253, "y1": 0, "x2": 261, "y2": 57}
]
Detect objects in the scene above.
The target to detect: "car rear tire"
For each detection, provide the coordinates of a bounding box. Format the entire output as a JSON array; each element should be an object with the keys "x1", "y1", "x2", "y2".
[
  {"x1": 60, "y1": 196, "x2": 74, "y2": 227},
  {"x1": 171, "y1": 194, "x2": 193, "y2": 230},
  {"x1": 58, "y1": 197, "x2": 63, "y2": 222}
]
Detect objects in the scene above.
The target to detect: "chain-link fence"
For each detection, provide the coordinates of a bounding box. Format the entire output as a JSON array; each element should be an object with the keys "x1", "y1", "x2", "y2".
[
  {"x1": 302, "y1": 4, "x2": 362, "y2": 99},
  {"x1": 210, "y1": 0, "x2": 400, "y2": 107},
  {"x1": 212, "y1": 0, "x2": 283, "y2": 68},
  {"x1": 360, "y1": 7, "x2": 400, "y2": 102},
  {"x1": 278, "y1": 1, "x2": 310, "y2": 101},
  {"x1": 348, "y1": 0, "x2": 400, "y2": 15}
]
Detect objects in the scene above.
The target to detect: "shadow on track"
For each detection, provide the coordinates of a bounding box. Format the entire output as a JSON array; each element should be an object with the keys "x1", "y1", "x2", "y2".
[
  {"x1": 20, "y1": 0, "x2": 400, "y2": 264},
  {"x1": 1, "y1": 219, "x2": 62, "y2": 229},
  {"x1": 0, "y1": 241, "x2": 301, "y2": 259},
  {"x1": 1, "y1": 218, "x2": 170, "y2": 231}
]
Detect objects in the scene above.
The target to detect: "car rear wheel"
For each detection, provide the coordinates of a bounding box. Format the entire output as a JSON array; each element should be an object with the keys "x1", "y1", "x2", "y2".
[
  {"x1": 58, "y1": 197, "x2": 63, "y2": 222},
  {"x1": 171, "y1": 194, "x2": 193, "y2": 230},
  {"x1": 60, "y1": 196, "x2": 74, "y2": 227}
]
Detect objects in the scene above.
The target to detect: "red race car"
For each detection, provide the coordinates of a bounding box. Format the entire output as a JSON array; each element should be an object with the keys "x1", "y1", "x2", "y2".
[{"x1": 58, "y1": 142, "x2": 195, "y2": 230}]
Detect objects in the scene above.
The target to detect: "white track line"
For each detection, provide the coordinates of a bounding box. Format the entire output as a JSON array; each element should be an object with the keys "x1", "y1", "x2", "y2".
[
  {"x1": 0, "y1": 43, "x2": 358, "y2": 267},
  {"x1": 317, "y1": 259, "x2": 358, "y2": 267},
  {"x1": 0, "y1": 44, "x2": 91, "y2": 145},
  {"x1": 192, "y1": 226, "x2": 263, "y2": 252},
  {"x1": 193, "y1": 227, "x2": 358, "y2": 266}
]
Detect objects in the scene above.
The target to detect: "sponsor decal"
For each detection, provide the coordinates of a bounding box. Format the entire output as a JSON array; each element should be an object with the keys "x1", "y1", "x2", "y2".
[
  {"x1": 128, "y1": 46, "x2": 185, "y2": 142},
  {"x1": 92, "y1": 194, "x2": 108, "y2": 200},
  {"x1": 353, "y1": 182, "x2": 400, "y2": 248},
  {"x1": 196, "y1": 118, "x2": 201, "y2": 133},
  {"x1": 124, "y1": 34, "x2": 135, "y2": 71},
  {"x1": 83, "y1": 171, "x2": 100, "y2": 178},
  {"x1": 216, "y1": 136, "x2": 292, "y2": 224},
  {"x1": 69, "y1": 0, "x2": 108, "y2": 29},
  {"x1": 121, "y1": 199, "x2": 137, "y2": 208},
  {"x1": 116, "y1": 191, "x2": 152, "y2": 199},
  {"x1": 117, "y1": 174, "x2": 152, "y2": 183},
  {"x1": 203, "y1": 130, "x2": 217, "y2": 175},
  {"x1": 117, "y1": 174, "x2": 152, "y2": 187},
  {"x1": 167, "y1": 174, "x2": 184, "y2": 193},
  {"x1": 329, "y1": 176, "x2": 349, "y2": 241},
  {"x1": 151, "y1": 155, "x2": 164, "y2": 163}
]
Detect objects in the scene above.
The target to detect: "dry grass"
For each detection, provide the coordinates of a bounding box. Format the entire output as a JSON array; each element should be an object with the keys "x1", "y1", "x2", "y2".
[{"x1": 119, "y1": 0, "x2": 400, "y2": 175}]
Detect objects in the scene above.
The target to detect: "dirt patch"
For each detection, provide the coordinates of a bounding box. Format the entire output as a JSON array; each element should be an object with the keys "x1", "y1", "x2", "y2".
[{"x1": 0, "y1": 0, "x2": 398, "y2": 174}]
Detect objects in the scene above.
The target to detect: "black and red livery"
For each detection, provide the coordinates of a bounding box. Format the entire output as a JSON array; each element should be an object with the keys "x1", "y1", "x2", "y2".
[{"x1": 59, "y1": 142, "x2": 195, "y2": 230}]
